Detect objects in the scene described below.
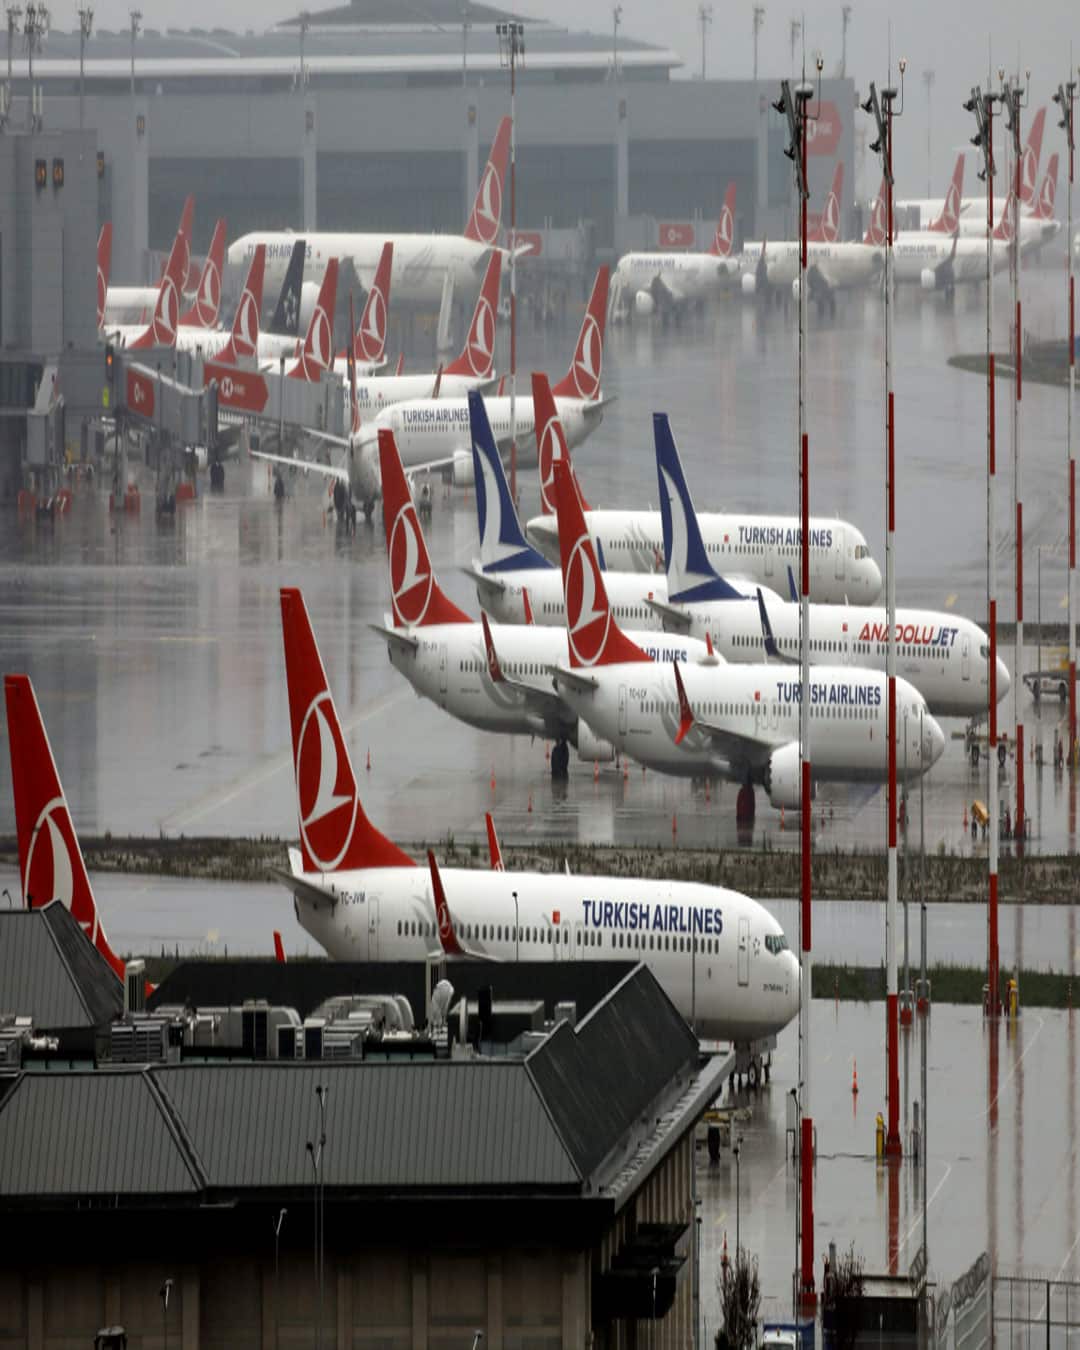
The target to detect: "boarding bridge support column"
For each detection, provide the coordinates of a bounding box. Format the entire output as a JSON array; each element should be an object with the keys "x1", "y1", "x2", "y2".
[
  {"x1": 118, "y1": 98, "x2": 150, "y2": 282},
  {"x1": 615, "y1": 98, "x2": 629, "y2": 221},
  {"x1": 464, "y1": 104, "x2": 480, "y2": 218}
]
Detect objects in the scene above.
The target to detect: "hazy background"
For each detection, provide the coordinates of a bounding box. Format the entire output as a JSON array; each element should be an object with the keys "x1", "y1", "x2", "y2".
[{"x1": 66, "y1": 2, "x2": 1079, "y2": 200}]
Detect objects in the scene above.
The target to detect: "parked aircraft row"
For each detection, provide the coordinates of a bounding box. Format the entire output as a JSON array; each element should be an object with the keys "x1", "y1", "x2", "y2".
[{"x1": 3, "y1": 623, "x2": 802, "y2": 1069}]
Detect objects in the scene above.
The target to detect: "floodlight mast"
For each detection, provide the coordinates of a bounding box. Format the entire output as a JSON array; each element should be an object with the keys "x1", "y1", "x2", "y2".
[
  {"x1": 775, "y1": 57, "x2": 821, "y2": 1314},
  {"x1": 967, "y1": 83, "x2": 1002, "y2": 1018},
  {"x1": 1053, "y1": 78, "x2": 1077, "y2": 765}
]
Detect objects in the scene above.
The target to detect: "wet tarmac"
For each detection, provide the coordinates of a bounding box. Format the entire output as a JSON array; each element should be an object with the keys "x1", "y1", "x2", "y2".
[{"x1": 698, "y1": 1001, "x2": 1080, "y2": 1332}]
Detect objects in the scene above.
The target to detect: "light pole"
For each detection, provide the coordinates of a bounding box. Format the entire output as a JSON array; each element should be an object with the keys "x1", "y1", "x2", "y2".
[
  {"x1": 496, "y1": 20, "x2": 524, "y2": 505},
  {"x1": 24, "y1": 3, "x2": 47, "y2": 131},
  {"x1": 1052, "y1": 77, "x2": 1077, "y2": 763},
  {"x1": 922, "y1": 70, "x2": 935, "y2": 197},
  {"x1": 840, "y1": 5, "x2": 851, "y2": 78},
  {"x1": 159, "y1": 1278, "x2": 173, "y2": 1350},
  {"x1": 273, "y1": 1207, "x2": 287, "y2": 1350},
  {"x1": 306, "y1": 1084, "x2": 328, "y2": 1350},
  {"x1": 611, "y1": 4, "x2": 621, "y2": 81},
  {"x1": 698, "y1": 4, "x2": 712, "y2": 82},
  {"x1": 78, "y1": 7, "x2": 92, "y2": 132},
  {"x1": 128, "y1": 9, "x2": 140, "y2": 98},
  {"x1": 864, "y1": 63, "x2": 906, "y2": 1161},
  {"x1": 733, "y1": 1135, "x2": 743, "y2": 1257},
  {"x1": 461, "y1": 0, "x2": 469, "y2": 86},
  {"x1": 752, "y1": 6, "x2": 765, "y2": 82},
  {"x1": 297, "y1": 10, "x2": 309, "y2": 89}
]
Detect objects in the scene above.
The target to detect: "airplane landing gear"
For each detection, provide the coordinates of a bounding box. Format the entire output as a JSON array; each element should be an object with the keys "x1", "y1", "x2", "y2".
[
  {"x1": 551, "y1": 739, "x2": 570, "y2": 779},
  {"x1": 736, "y1": 781, "x2": 756, "y2": 824},
  {"x1": 363, "y1": 497, "x2": 376, "y2": 523}
]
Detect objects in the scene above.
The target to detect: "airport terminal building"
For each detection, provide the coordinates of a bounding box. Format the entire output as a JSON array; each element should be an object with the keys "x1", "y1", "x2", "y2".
[{"x1": 0, "y1": 0, "x2": 855, "y2": 282}]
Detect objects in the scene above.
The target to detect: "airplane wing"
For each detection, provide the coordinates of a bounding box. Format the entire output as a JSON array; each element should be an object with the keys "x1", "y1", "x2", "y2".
[
  {"x1": 549, "y1": 662, "x2": 600, "y2": 693},
  {"x1": 466, "y1": 563, "x2": 508, "y2": 601},
  {"x1": 250, "y1": 446, "x2": 350, "y2": 487},
  {"x1": 757, "y1": 588, "x2": 799, "y2": 666},
  {"x1": 268, "y1": 864, "x2": 339, "y2": 910},
  {"x1": 481, "y1": 614, "x2": 572, "y2": 731},
  {"x1": 672, "y1": 662, "x2": 770, "y2": 772},
  {"x1": 646, "y1": 597, "x2": 692, "y2": 634}
]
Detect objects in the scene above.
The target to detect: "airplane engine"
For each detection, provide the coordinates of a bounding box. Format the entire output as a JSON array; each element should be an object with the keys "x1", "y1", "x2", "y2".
[
  {"x1": 763, "y1": 740, "x2": 815, "y2": 811},
  {"x1": 920, "y1": 268, "x2": 938, "y2": 292},
  {"x1": 576, "y1": 721, "x2": 616, "y2": 763},
  {"x1": 452, "y1": 449, "x2": 475, "y2": 488},
  {"x1": 634, "y1": 290, "x2": 656, "y2": 317},
  {"x1": 299, "y1": 280, "x2": 320, "y2": 330},
  {"x1": 741, "y1": 271, "x2": 758, "y2": 297}
]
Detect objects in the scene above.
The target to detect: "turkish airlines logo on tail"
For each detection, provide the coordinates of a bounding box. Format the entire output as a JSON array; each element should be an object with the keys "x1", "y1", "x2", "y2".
[
  {"x1": 714, "y1": 205, "x2": 734, "y2": 258},
  {"x1": 152, "y1": 274, "x2": 180, "y2": 346},
  {"x1": 469, "y1": 163, "x2": 503, "y2": 247},
  {"x1": 941, "y1": 181, "x2": 960, "y2": 233},
  {"x1": 194, "y1": 259, "x2": 221, "y2": 327},
  {"x1": 466, "y1": 296, "x2": 495, "y2": 377},
  {"x1": 295, "y1": 691, "x2": 360, "y2": 873},
  {"x1": 867, "y1": 195, "x2": 886, "y2": 246},
  {"x1": 234, "y1": 286, "x2": 259, "y2": 358},
  {"x1": 389, "y1": 501, "x2": 434, "y2": 626},
  {"x1": 357, "y1": 285, "x2": 386, "y2": 363},
  {"x1": 821, "y1": 191, "x2": 840, "y2": 243},
  {"x1": 538, "y1": 415, "x2": 566, "y2": 514},
  {"x1": 23, "y1": 797, "x2": 78, "y2": 914},
  {"x1": 1021, "y1": 144, "x2": 1037, "y2": 204},
  {"x1": 569, "y1": 315, "x2": 602, "y2": 400},
  {"x1": 96, "y1": 265, "x2": 107, "y2": 330},
  {"x1": 565, "y1": 534, "x2": 610, "y2": 666},
  {"x1": 1037, "y1": 159, "x2": 1057, "y2": 218}
]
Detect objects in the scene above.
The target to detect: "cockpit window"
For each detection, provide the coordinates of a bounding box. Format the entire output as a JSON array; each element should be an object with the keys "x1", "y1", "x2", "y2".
[
  {"x1": 765, "y1": 933, "x2": 789, "y2": 955},
  {"x1": 980, "y1": 644, "x2": 989, "y2": 659},
  {"x1": 854, "y1": 544, "x2": 870, "y2": 560}
]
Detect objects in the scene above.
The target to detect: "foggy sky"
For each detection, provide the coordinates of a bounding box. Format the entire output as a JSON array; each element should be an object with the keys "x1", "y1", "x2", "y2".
[{"x1": 79, "y1": 0, "x2": 1079, "y2": 201}]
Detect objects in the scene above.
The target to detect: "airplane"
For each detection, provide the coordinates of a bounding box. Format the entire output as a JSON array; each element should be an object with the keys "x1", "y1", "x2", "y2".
[
  {"x1": 275, "y1": 582, "x2": 801, "y2": 1060},
  {"x1": 892, "y1": 190, "x2": 1016, "y2": 292},
  {"x1": 251, "y1": 267, "x2": 611, "y2": 519},
  {"x1": 897, "y1": 106, "x2": 1047, "y2": 225},
  {"x1": 525, "y1": 425, "x2": 882, "y2": 605},
  {"x1": 4, "y1": 674, "x2": 125, "y2": 983},
  {"x1": 370, "y1": 425, "x2": 714, "y2": 771},
  {"x1": 102, "y1": 195, "x2": 194, "y2": 325},
  {"x1": 182, "y1": 245, "x2": 266, "y2": 362},
  {"x1": 650, "y1": 411, "x2": 1010, "y2": 718},
  {"x1": 96, "y1": 222, "x2": 112, "y2": 331},
  {"x1": 228, "y1": 118, "x2": 513, "y2": 307},
  {"x1": 330, "y1": 240, "x2": 393, "y2": 379},
  {"x1": 610, "y1": 182, "x2": 741, "y2": 320},
  {"x1": 345, "y1": 248, "x2": 502, "y2": 414},
  {"x1": 101, "y1": 224, "x2": 188, "y2": 351},
  {"x1": 546, "y1": 458, "x2": 945, "y2": 804},
  {"x1": 258, "y1": 239, "x2": 308, "y2": 363},
  {"x1": 285, "y1": 259, "x2": 340, "y2": 381},
  {"x1": 178, "y1": 219, "x2": 227, "y2": 329},
  {"x1": 805, "y1": 161, "x2": 845, "y2": 243},
  {"x1": 466, "y1": 376, "x2": 776, "y2": 627},
  {"x1": 739, "y1": 232, "x2": 883, "y2": 314}
]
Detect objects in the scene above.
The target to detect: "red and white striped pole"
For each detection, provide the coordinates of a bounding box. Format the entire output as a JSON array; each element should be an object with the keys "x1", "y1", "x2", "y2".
[
  {"x1": 1006, "y1": 80, "x2": 1025, "y2": 853},
  {"x1": 1057, "y1": 79, "x2": 1077, "y2": 764}
]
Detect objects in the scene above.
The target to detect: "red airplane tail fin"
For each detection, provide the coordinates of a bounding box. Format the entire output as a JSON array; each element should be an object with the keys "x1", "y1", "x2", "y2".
[
  {"x1": 809, "y1": 162, "x2": 843, "y2": 242},
  {"x1": 993, "y1": 190, "x2": 1017, "y2": 242},
  {"x1": 218, "y1": 244, "x2": 265, "y2": 365},
  {"x1": 533, "y1": 371, "x2": 590, "y2": 517},
  {"x1": 863, "y1": 178, "x2": 888, "y2": 245},
  {"x1": 464, "y1": 116, "x2": 512, "y2": 245},
  {"x1": 289, "y1": 258, "x2": 339, "y2": 381},
  {"x1": 96, "y1": 223, "x2": 112, "y2": 330},
  {"x1": 180, "y1": 218, "x2": 226, "y2": 329},
  {"x1": 129, "y1": 225, "x2": 187, "y2": 349},
  {"x1": 1020, "y1": 106, "x2": 1046, "y2": 207},
  {"x1": 354, "y1": 241, "x2": 393, "y2": 365},
  {"x1": 377, "y1": 429, "x2": 471, "y2": 628},
  {"x1": 708, "y1": 182, "x2": 737, "y2": 257},
  {"x1": 929, "y1": 154, "x2": 965, "y2": 234},
  {"x1": 1032, "y1": 152, "x2": 1058, "y2": 220},
  {"x1": 280, "y1": 588, "x2": 415, "y2": 873},
  {"x1": 4, "y1": 675, "x2": 125, "y2": 982},
  {"x1": 553, "y1": 460, "x2": 648, "y2": 669},
  {"x1": 551, "y1": 266, "x2": 608, "y2": 400},
  {"x1": 485, "y1": 812, "x2": 505, "y2": 870},
  {"x1": 444, "y1": 250, "x2": 501, "y2": 378}
]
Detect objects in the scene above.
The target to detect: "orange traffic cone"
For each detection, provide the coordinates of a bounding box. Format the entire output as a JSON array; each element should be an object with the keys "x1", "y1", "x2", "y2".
[
  {"x1": 852, "y1": 1060, "x2": 859, "y2": 1095},
  {"x1": 594, "y1": 761, "x2": 599, "y2": 783},
  {"x1": 721, "y1": 1231, "x2": 729, "y2": 1270},
  {"x1": 780, "y1": 805, "x2": 786, "y2": 831},
  {"x1": 623, "y1": 758, "x2": 629, "y2": 783},
  {"x1": 490, "y1": 765, "x2": 496, "y2": 792},
  {"x1": 527, "y1": 791, "x2": 533, "y2": 813}
]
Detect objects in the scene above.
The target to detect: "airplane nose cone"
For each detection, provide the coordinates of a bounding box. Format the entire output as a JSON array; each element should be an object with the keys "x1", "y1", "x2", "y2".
[
  {"x1": 868, "y1": 557, "x2": 884, "y2": 602},
  {"x1": 787, "y1": 951, "x2": 802, "y2": 1022},
  {"x1": 996, "y1": 657, "x2": 1011, "y2": 699},
  {"x1": 927, "y1": 714, "x2": 946, "y2": 766}
]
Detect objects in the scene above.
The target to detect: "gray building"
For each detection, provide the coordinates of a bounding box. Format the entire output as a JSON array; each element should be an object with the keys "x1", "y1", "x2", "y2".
[{"x1": 0, "y1": 1, "x2": 854, "y2": 281}]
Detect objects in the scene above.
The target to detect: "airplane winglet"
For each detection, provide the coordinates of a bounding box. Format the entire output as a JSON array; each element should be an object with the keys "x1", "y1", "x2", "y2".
[
  {"x1": 432, "y1": 363, "x2": 443, "y2": 399},
  {"x1": 787, "y1": 565, "x2": 799, "y2": 604},
  {"x1": 485, "y1": 813, "x2": 505, "y2": 871},
  {"x1": 673, "y1": 662, "x2": 694, "y2": 746},
  {"x1": 522, "y1": 587, "x2": 534, "y2": 625},
  {"x1": 481, "y1": 611, "x2": 505, "y2": 683},
  {"x1": 429, "y1": 849, "x2": 467, "y2": 956},
  {"x1": 757, "y1": 587, "x2": 781, "y2": 660},
  {"x1": 273, "y1": 931, "x2": 287, "y2": 964}
]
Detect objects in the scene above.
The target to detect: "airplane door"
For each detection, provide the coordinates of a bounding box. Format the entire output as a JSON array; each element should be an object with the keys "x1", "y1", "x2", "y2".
[
  {"x1": 962, "y1": 634, "x2": 971, "y2": 681},
  {"x1": 737, "y1": 916, "x2": 750, "y2": 986},
  {"x1": 835, "y1": 530, "x2": 845, "y2": 581},
  {"x1": 764, "y1": 540, "x2": 774, "y2": 577},
  {"x1": 842, "y1": 624, "x2": 851, "y2": 665},
  {"x1": 368, "y1": 894, "x2": 379, "y2": 960},
  {"x1": 618, "y1": 684, "x2": 628, "y2": 737},
  {"x1": 439, "y1": 643, "x2": 448, "y2": 697}
]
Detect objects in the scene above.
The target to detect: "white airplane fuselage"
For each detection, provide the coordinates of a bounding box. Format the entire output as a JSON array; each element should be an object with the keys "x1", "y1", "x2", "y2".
[
  {"x1": 526, "y1": 507, "x2": 882, "y2": 604},
  {"x1": 554, "y1": 661, "x2": 944, "y2": 792},
  {"x1": 227, "y1": 233, "x2": 492, "y2": 306},
  {"x1": 289, "y1": 860, "x2": 801, "y2": 1044},
  {"x1": 380, "y1": 620, "x2": 708, "y2": 750},
  {"x1": 661, "y1": 596, "x2": 1008, "y2": 718},
  {"x1": 741, "y1": 241, "x2": 883, "y2": 293},
  {"x1": 613, "y1": 252, "x2": 738, "y2": 305}
]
